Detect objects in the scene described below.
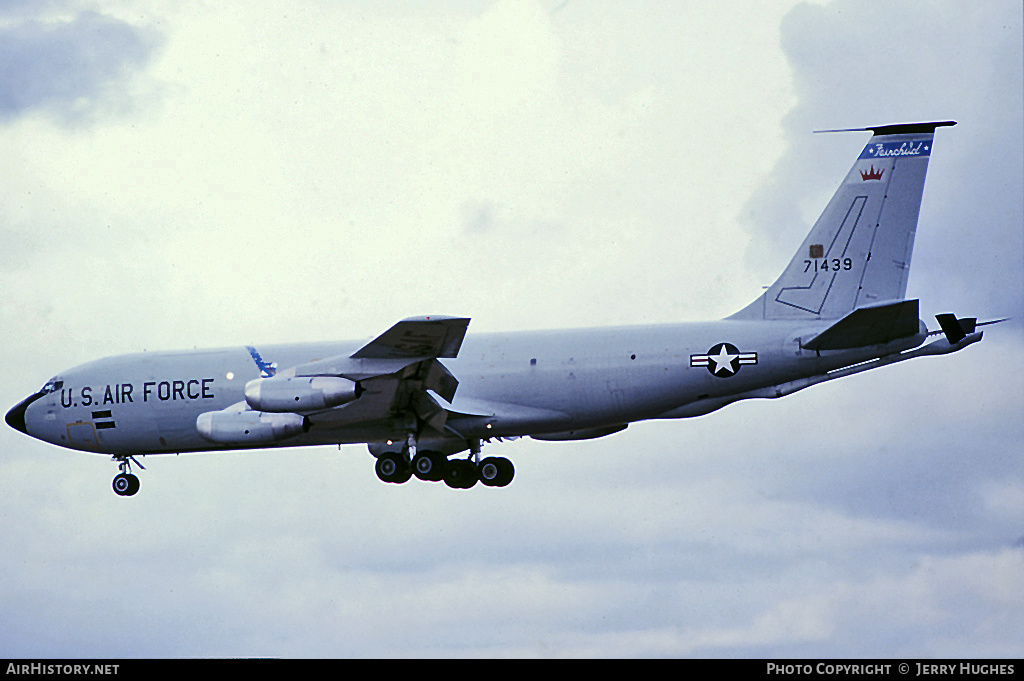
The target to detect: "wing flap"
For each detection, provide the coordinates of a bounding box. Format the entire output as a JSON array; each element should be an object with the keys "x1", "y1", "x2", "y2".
[{"x1": 430, "y1": 393, "x2": 571, "y2": 431}]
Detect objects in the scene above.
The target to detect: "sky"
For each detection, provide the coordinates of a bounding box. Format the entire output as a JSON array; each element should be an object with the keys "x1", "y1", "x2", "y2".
[{"x1": 0, "y1": 0, "x2": 1021, "y2": 658}]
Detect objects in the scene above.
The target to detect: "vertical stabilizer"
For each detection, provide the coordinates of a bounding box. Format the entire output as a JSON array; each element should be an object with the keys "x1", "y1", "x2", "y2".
[{"x1": 730, "y1": 121, "x2": 954, "y2": 321}]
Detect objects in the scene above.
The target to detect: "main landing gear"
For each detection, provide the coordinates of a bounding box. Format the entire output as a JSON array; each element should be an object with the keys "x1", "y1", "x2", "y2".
[
  {"x1": 111, "y1": 455, "x2": 145, "y2": 497},
  {"x1": 375, "y1": 440, "x2": 514, "y2": 489}
]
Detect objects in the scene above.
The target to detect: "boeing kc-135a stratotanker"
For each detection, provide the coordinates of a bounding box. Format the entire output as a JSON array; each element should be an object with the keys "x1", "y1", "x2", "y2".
[{"x1": 7, "y1": 121, "x2": 997, "y2": 496}]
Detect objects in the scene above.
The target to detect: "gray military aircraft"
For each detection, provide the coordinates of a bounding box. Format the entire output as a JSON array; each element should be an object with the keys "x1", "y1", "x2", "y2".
[{"x1": 7, "y1": 121, "x2": 991, "y2": 496}]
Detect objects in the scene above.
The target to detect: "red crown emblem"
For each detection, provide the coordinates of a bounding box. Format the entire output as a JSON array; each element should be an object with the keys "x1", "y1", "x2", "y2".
[{"x1": 860, "y1": 164, "x2": 884, "y2": 181}]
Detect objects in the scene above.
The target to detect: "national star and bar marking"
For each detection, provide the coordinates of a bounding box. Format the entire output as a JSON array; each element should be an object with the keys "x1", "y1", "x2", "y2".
[{"x1": 690, "y1": 343, "x2": 758, "y2": 377}]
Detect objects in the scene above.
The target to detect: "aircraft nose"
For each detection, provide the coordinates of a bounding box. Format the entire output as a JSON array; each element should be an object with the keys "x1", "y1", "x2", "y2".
[{"x1": 5, "y1": 392, "x2": 43, "y2": 435}]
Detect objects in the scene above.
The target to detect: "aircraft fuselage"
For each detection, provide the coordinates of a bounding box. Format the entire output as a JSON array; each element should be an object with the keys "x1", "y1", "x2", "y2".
[{"x1": 12, "y1": 318, "x2": 926, "y2": 458}]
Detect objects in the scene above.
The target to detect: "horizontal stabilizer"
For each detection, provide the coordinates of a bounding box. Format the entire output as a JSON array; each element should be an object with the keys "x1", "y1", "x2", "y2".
[{"x1": 802, "y1": 300, "x2": 920, "y2": 351}]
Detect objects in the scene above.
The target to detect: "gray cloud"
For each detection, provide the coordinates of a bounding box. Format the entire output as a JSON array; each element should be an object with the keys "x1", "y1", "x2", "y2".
[{"x1": 0, "y1": 10, "x2": 159, "y2": 123}]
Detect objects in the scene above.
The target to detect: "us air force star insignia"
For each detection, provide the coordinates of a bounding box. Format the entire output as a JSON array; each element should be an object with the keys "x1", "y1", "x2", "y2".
[{"x1": 690, "y1": 343, "x2": 758, "y2": 377}]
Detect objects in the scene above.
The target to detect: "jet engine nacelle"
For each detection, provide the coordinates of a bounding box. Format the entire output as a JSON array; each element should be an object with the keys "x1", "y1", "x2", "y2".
[
  {"x1": 196, "y1": 409, "x2": 307, "y2": 445},
  {"x1": 243, "y1": 376, "x2": 359, "y2": 413}
]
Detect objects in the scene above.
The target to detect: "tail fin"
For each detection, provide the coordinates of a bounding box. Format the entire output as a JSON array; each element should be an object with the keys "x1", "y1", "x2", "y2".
[{"x1": 730, "y1": 121, "x2": 955, "y2": 321}]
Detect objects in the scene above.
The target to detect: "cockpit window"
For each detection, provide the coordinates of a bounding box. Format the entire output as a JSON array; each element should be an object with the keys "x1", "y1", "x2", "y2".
[{"x1": 40, "y1": 379, "x2": 63, "y2": 394}]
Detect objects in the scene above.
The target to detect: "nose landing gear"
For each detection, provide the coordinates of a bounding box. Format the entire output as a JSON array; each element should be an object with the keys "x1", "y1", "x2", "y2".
[{"x1": 111, "y1": 455, "x2": 145, "y2": 497}]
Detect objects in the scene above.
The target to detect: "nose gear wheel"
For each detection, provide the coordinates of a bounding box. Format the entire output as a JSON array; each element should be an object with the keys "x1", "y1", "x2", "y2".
[
  {"x1": 111, "y1": 455, "x2": 145, "y2": 496},
  {"x1": 112, "y1": 473, "x2": 140, "y2": 496}
]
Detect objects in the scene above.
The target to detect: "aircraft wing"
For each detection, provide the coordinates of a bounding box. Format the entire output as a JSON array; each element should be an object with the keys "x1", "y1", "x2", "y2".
[
  {"x1": 284, "y1": 316, "x2": 470, "y2": 434},
  {"x1": 351, "y1": 315, "x2": 470, "y2": 359}
]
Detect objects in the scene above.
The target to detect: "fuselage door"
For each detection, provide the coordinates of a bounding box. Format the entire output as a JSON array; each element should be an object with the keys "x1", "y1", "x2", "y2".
[{"x1": 67, "y1": 421, "x2": 99, "y2": 450}]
